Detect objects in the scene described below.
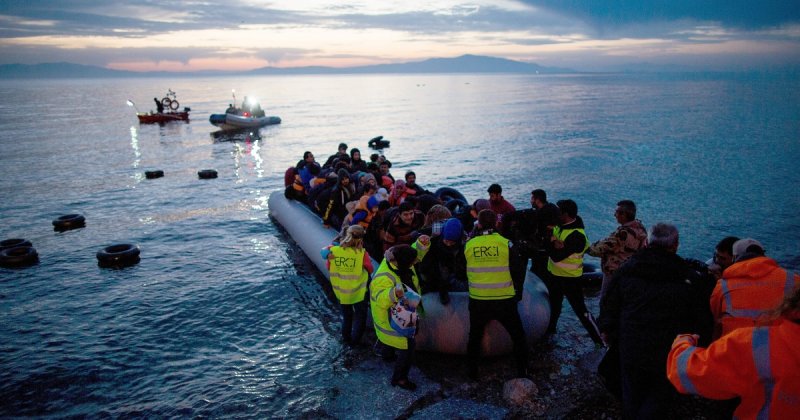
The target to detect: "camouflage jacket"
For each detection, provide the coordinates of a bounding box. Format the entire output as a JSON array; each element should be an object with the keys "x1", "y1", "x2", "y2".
[{"x1": 588, "y1": 219, "x2": 648, "y2": 276}]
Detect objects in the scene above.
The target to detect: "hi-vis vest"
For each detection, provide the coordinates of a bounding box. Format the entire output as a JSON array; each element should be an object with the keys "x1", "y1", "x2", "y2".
[
  {"x1": 328, "y1": 246, "x2": 368, "y2": 304},
  {"x1": 370, "y1": 259, "x2": 422, "y2": 350},
  {"x1": 547, "y1": 226, "x2": 589, "y2": 278},
  {"x1": 464, "y1": 233, "x2": 514, "y2": 300}
]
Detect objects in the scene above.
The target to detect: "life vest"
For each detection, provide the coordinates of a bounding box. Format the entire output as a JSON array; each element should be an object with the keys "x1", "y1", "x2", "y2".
[
  {"x1": 667, "y1": 319, "x2": 800, "y2": 420},
  {"x1": 547, "y1": 226, "x2": 589, "y2": 278},
  {"x1": 711, "y1": 256, "x2": 798, "y2": 338},
  {"x1": 328, "y1": 246, "x2": 368, "y2": 304},
  {"x1": 464, "y1": 232, "x2": 514, "y2": 300}
]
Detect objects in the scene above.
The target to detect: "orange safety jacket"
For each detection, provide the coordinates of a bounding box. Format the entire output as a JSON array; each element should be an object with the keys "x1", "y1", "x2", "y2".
[
  {"x1": 710, "y1": 256, "x2": 798, "y2": 339},
  {"x1": 667, "y1": 318, "x2": 800, "y2": 420}
]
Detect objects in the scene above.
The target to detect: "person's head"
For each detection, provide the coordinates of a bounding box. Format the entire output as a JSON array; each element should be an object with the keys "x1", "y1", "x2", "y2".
[
  {"x1": 732, "y1": 238, "x2": 765, "y2": 262},
  {"x1": 303, "y1": 151, "x2": 315, "y2": 162},
  {"x1": 391, "y1": 244, "x2": 418, "y2": 269},
  {"x1": 370, "y1": 153, "x2": 380, "y2": 163},
  {"x1": 379, "y1": 161, "x2": 390, "y2": 174},
  {"x1": 615, "y1": 200, "x2": 637, "y2": 224},
  {"x1": 531, "y1": 189, "x2": 547, "y2": 208},
  {"x1": 714, "y1": 236, "x2": 740, "y2": 269},
  {"x1": 350, "y1": 148, "x2": 361, "y2": 160},
  {"x1": 398, "y1": 201, "x2": 416, "y2": 225},
  {"x1": 556, "y1": 199, "x2": 578, "y2": 220},
  {"x1": 340, "y1": 225, "x2": 365, "y2": 248},
  {"x1": 337, "y1": 168, "x2": 350, "y2": 187},
  {"x1": 337, "y1": 142, "x2": 348, "y2": 153},
  {"x1": 477, "y1": 209, "x2": 498, "y2": 231},
  {"x1": 405, "y1": 171, "x2": 416, "y2": 185},
  {"x1": 471, "y1": 199, "x2": 491, "y2": 217},
  {"x1": 487, "y1": 184, "x2": 503, "y2": 202},
  {"x1": 647, "y1": 223, "x2": 679, "y2": 252},
  {"x1": 769, "y1": 284, "x2": 800, "y2": 322},
  {"x1": 367, "y1": 195, "x2": 380, "y2": 213},
  {"x1": 442, "y1": 218, "x2": 463, "y2": 246},
  {"x1": 393, "y1": 179, "x2": 406, "y2": 193},
  {"x1": 425, "y1": 204, "x2": 452, "y2": 228}
]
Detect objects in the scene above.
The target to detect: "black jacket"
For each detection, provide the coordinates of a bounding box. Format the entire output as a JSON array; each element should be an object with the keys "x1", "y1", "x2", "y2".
[{"x1": 599, "y1": 247, "x2": 712, "y2": 372}]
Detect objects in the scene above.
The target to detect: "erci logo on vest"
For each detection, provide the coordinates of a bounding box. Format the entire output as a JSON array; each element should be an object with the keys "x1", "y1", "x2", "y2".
[
  {"x1": 470, "y1": 245, "x2": 501, "y2": 262},
  {"x1": 333, "y1": 257, "x2": 357, "y2": 268}
]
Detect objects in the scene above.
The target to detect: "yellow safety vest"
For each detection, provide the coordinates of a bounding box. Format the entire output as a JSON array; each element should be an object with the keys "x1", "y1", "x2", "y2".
[
  {"x1": 547, "y1": 226, "x2": 589, "y2": 278},
  {"x1": 464, "y1": 232, "x2": 514, "y2": 300},
  {"x1": 328, "y1": 246, "x2": 368, "y2": 304}
]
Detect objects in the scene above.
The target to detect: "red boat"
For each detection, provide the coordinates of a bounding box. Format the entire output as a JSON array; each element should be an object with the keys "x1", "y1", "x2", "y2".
[
  {"x1": 137, "y1": 111, "x2": 190, "y2": 123},
  {"x1": 131, "y1": 89, "x2": 191, "y2": 124}
]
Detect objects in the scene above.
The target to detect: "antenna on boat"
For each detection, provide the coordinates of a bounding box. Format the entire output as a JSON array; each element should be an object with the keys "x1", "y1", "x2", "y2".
[
  {"x1": 126, "y1": 99, "x2": 140, "y2": 113},
  {"x1": 231, "y1": 89, "x2": 236, "y2": 108}
]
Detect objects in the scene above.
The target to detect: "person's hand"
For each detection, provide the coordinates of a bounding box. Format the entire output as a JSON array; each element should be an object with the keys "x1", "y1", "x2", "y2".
[
  {"x1": 417, "y1": 235, "x2": 431, "y2": 247},
  {"x1": 552, "y1": 239, "x2": 564, "y2": 249},
  {"x1": 675, "y1": 334, "x2": 699, "y2": 346},
  {"x1": 395, "y1": 286, "x2": 405, "y2": 299}
]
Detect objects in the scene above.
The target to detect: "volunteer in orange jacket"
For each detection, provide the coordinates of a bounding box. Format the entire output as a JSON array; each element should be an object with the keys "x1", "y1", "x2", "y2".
[
  {"x1": 709, "y1": 238, "x2": 798, "y2": 339},
  {"x1": 667, "y1": 287, "x2": 800, "y2": 420}
]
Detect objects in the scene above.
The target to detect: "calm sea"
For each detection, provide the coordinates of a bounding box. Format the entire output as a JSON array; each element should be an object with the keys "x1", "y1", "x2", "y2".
[{"x1": 1, "y1": 73, "x2": 798, "y2": 417}]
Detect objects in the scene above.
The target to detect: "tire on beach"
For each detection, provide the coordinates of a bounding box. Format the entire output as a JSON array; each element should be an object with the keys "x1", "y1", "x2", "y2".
[
  {"x1": 198, "y1": 169, "x2": 218, "y2": 179},
  {"x1": 96, "y1": 243, "x2": 140, "y2": 268},
  {"x1": 0, "y1": 246, "x2": 39, "y2": 268},
  {"x1": 0, "y1": 238, "x2": 33, "y2": 251},
  {"x1": 53, "y1": 214, "x2": 86, "y2": 232},
  {"x1": 145, "y1": 170, "x2": 164, "y2": 179},
  {"x1": 434, "y1": 187, "x2": 467, "y2": 205}
]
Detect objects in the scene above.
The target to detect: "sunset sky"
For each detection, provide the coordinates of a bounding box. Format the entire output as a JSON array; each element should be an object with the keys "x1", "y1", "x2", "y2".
[{"x1": 1, "y1": 1, "x2": 799, "y2": 72}]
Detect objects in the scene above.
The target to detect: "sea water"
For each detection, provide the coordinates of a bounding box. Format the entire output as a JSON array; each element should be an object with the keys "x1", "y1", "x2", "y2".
[{"x1": 1, "y1": 73, "x2": 798, "y2": 416}]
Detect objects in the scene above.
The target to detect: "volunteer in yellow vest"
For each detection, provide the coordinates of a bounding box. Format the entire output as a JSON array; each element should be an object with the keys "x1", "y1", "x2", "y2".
[
  {"x1": 322, "y1": 225, "x2": 374, "y2": 346},
  {"x1": 544, "y1": 199, "x2": 603, "y2": 344},
  {"x1": 370, "y1": 237, "x2": 430, "y2": 391},
  {"x1": 464, "y1": 209, "x2": 528, "y2": 380}
]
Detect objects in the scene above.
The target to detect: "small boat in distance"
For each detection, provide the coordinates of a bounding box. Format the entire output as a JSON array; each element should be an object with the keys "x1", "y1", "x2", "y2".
[
  {"x1": 128, "y1": 89, "x2": 191, "y2": 124},
  {"x1": 209, "y1": 92, "x2": 281, "y2": 131}
]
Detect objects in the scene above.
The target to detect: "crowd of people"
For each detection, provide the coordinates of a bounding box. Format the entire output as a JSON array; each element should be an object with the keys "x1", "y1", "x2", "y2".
[{"x1": 284, "y1": 143, "x2": 798, "y2": 417}]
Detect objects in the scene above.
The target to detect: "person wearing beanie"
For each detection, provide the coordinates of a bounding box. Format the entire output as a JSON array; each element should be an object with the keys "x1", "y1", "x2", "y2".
[
  {"x1": 370, "y1": 238, "x2": 431, "y2": 391},
  {"x1": 348, "y1": 189, "x2": 380, "y2": 228},
  {"x1": 417, "y1": 217, "x2": 467, "y2": 305},
  {"x1": 319, "y1": 168, "x2": 354, "y2": 230},
  {"x1": 349, "y1": 148, "x2": 368, "y2": 173},
  {"x1": 709, "y1": 238, "x2": 799, "y2": 339},
  {"x1": 464, "y1": 210, "x2": 528, "y2": 380}
]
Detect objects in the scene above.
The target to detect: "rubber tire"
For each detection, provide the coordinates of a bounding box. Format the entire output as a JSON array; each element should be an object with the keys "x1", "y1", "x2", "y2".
[
  {"x1": 581, "y1": 262, "x2": 603, "y2": 289},
  {"x1": 97, "y1": 244, "x2": 141, "y2": 268},
  {"x1": 161, "y1": 97, "x2": 172, "y2": 108},
  {"x1": 53, "y1": 214, "x2": 86, "y2": 231},
  {"x1": 0, "y1": 246, "x2": 39, "y2": 268},
  {"x1": 434, "y1": 187, "x2": 467, "y2": 204},
  {"x1": 198, "y1": 169, "x2": 218, "y2": 179},
  {"x1": 444, "y1": 198, "x2": 468, "y2": 215},
  {"x1": 169, "y1": 99, "x2": 179, "y2": 110},
  {"x1": 0, "y1": 238, "x2": 32, "y2": 251},
  {"x1": 145, "y1": 170, "x2": 164, "y2": 179}
]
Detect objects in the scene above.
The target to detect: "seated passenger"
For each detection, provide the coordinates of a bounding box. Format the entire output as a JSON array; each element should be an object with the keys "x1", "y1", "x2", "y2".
[
  {"x1": 383, "y1": 201, "x2": 425, "y2": 252},
  {"x1": 318, "y1": 169, "x2": 355, "y2": 230},
  {"x1": 389, "y1": 179, "x2": 415, "y2": 207},
  {"x1": 417, "y1": 218, "x2": 467, "y2": 304}
]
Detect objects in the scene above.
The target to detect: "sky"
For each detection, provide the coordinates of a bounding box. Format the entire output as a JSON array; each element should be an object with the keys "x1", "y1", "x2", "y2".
[{"x1": 1, "y1": 0, "x2": 799, "y2": 72}]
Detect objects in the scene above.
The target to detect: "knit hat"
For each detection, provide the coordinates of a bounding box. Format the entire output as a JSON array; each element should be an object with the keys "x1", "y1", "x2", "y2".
[
  {"x1": 473, "y1": 199, "x2": 491, "y2": 212},
  {"x1": 732, "y1": 238, "x2": 764, "y2": 261},
  {"x1": 442, "y1": 218, "x2": 463, "y2": 242},
  {"x1": 367, "y1": 195, "x2": 380, "y2": 210},
  {"x1": 375, "y1": 188, "x2": 389, "y2": 202}
]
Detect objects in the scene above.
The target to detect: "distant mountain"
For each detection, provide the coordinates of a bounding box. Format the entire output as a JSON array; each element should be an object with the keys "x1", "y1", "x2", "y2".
[
  {"x1": 247, "y1": 54, "x2": 572, "y2": 75},
  {"x1": 0, "y1": 55, "x2": 573, "y2": 79}
]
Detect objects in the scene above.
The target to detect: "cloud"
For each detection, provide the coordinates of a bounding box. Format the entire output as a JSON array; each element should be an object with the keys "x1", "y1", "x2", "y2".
[{"x1": 523, "y1": 1, "x2": 800, "y2": 29}]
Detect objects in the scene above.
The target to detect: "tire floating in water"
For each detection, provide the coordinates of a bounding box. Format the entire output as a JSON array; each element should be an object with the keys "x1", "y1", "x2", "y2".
[
  {"x1": 198, "y1": 169, "x2": 218, "y2": 179},
  {"x1": 52, "y1": 214, "x2": 86, "y2": 232},
  {"x1": 368, "y1": 135, "x2": 391, "y2": 149},
  {"x1": 145, "y1": 170, "x2": 164, "y2": 179},
  {"x1": 0, "y1": 238, "x2": 32, "y2": 251},
  {"x1": 0, "y1": 246, "x2": 39, "y2": 268},
  {"x1": 96, "y1": 243, "x2": 141, "y2": 268}
]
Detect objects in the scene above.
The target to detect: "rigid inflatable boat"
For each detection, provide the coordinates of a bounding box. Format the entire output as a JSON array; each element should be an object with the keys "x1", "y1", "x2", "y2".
[{"x1": 268, "y1": 191, "x2": 551, "y2": 355}]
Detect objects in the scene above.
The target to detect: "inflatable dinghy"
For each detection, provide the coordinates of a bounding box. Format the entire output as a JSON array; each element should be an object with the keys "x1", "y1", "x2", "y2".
[{"x1": 268, "y1": 191, "x2": 551, "y2": 355}]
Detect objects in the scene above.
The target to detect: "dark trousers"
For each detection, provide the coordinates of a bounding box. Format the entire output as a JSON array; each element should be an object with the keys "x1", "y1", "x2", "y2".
[
  {"x1": 467, "y1": 298, "x2": 528, "y2": 376},
  {"x1": 531, "y1": 250, "x2": 550, "y2": 280},
  {"x1": 382, "y1": 338, "x2": 416, "y2": 382},
  {"x1": 544, "y1": 273, "x2": 603, "y2": 344},
  {"x1": 620, "y1": 363, "x2": 677, "y2": 420},
  {"x1": 340, "y1": 300, "x2": 367, "y2": 345}
]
